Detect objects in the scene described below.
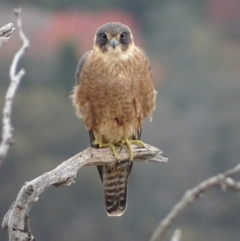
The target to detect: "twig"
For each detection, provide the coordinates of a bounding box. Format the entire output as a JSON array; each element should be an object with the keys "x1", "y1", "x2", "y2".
[
  {"x1": 0, "y1": 9, "x2": 29, "y2": 165},
  {"x1": 149, "y1": 163, "x2": 240, "y2": 241},
  {"x1": 0, "y1": 22, "x2": 15, "y2": 47},
  {"x1": 2, "y1": 144, "x2": 167, "y2": 241}
]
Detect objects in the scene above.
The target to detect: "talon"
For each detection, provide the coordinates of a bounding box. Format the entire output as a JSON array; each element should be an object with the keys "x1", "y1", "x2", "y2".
[
  {"x1": 94, "y1": 140, "x2": 119, "y2": 159},
  {"x1": 121, "y1": 139, "x2": 145, "y2": 160},
  {"x1": 130, "y1": 140, "x2": 145, "y2": 148},
  {"x1": 122, "y1": 139, "x2": 133, "y2": 160}
]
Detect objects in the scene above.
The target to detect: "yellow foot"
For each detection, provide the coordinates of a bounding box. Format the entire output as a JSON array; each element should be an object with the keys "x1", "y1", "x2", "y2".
[
  {"x1": 121, "y1": 139, "x2": 145, "y2": 160},
  {"x1": 94, "y1": 140, "x2": 119, "y2": 159}
]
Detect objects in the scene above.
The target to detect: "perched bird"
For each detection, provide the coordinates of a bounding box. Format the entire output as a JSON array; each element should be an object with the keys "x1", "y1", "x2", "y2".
[{"x1": 71, "y1": 22, "x2": 156, "y2": 216}]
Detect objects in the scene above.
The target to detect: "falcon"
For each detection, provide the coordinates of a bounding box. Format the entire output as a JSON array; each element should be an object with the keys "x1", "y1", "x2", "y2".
[{"x1": 71, "y1": 22, "x2": 156, "y2": 216}]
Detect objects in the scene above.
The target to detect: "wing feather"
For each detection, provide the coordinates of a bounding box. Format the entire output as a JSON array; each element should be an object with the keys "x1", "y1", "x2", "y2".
[{"x1": 75, "y1": 51, "x2": 91, "y2": 85}]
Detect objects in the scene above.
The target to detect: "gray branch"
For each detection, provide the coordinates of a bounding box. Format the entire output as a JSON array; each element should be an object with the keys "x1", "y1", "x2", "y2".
[
  {"x1": 2, "y1": 144, "x2": 167, "y2": 241},
  {"x1": 0, "y1": 22, "x2": 15, "y2": 47},
  {"x1": 0, "y1": 9, "x2": 29, "y2": 165},
  {"x1": 149, "y1": 163, "x2": 240, "y2": 241},
  {"x1": 170, "y1": 229, "x2": 181, "y2": 241}
]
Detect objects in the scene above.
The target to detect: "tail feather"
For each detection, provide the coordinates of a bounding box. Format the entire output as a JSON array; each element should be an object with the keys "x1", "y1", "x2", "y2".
[
  {"x1": 89, "y1": 129, "x2": 140, "y2": 217},
  {"x1": 98, "y1": 163, "x2": 132, "y2": 216}
]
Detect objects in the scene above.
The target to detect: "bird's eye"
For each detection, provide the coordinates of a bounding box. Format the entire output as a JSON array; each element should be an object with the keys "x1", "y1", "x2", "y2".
[
  {"x1": 120, "y1": 32, "x2": 126, "y2": 39},
  {"x1": 101, "y1": 33, "x2": 107, "y2": 40}
]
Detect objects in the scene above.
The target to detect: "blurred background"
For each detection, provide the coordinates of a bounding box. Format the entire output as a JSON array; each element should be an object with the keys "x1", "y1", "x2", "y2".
[{"x1": 1, "y1": 0, "x2": 240, "y2": 240}]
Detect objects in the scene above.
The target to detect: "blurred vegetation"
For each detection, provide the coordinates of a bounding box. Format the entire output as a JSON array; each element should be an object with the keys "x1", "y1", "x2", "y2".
[
  {"x1": 3, "y1": 0, "x2": 206, "y2": 27},
  {"x1": 1, "y1": 0, "x2": 240, "y2": 241},
  {"x1": 53, "y1": 42, "x2": 79, "y2": 91}
]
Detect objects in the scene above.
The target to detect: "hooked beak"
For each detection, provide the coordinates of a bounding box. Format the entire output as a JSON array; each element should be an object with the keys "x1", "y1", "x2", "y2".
[{"x1": 109, "y1": 38, "x2": 119, "y2": 49}]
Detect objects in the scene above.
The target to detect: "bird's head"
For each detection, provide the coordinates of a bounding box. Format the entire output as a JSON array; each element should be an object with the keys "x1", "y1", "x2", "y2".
[{"x1": 93, "y1": 22, "x2": 135, "y2": 58}]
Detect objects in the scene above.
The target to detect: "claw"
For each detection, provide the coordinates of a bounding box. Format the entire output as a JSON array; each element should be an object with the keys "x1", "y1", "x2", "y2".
[
  {"x1": 121, "y1": 139, "x2": 145, "y2": 160},
  {"x1": 94, "y1": 140, "x2": 119, "y2": 159},
  {"x1": 93, "y1": 139, "x2": 145, "y2": 161}
]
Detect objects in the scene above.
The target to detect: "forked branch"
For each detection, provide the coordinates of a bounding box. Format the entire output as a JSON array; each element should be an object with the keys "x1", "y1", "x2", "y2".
[
  {"x1": 150, "y1": 163, "x2": 240, "y2": 241},
  {"x1": 2, "y1": 144, "x2": 167, "y2": 241},
  {"x1": 0, "y1": 9, "x2": 29, "y2": 165}
]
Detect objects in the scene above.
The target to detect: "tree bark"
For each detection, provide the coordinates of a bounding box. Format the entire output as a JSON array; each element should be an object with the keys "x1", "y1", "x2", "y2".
[{"x1": 2, "y1": 144, "x2": 167, "y2": 241}]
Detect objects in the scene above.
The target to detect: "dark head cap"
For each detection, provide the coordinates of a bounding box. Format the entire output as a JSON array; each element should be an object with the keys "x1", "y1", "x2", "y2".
[{"x1": 94, "y1": 22, "x2": 134, "y2": 53}]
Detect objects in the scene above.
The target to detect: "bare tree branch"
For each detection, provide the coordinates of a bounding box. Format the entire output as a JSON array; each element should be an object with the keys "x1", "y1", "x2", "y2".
[
  {"x1": 2, "y1": 144, "x2": 167, "y2": 241},
  {"x1": 149, "y1": 163, "x2": 240, "y2": 241},
  {"x1": 170, "y1": 229, "x2": 181, "y2": 241},
  {"x1": 0, "y1": 9, "x2": 29, "y2": 165},
  {"x1": 0, "y1": 23, "x2": 15, "y2": 48}
]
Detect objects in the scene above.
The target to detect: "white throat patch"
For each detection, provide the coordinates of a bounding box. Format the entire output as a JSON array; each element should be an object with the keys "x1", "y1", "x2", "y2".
[{"x1": 104, "y1": 44, "x2": 135, "y2": 62}]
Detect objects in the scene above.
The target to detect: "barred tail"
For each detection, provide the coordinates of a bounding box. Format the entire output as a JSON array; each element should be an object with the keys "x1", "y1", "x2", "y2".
[{"x1": 97, "y1": 163, "x2": 132, "y2": 216}]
